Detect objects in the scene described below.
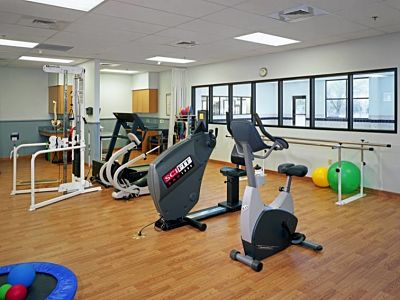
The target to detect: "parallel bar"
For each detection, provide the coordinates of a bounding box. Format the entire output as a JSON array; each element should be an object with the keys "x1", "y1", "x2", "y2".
[
  {"x1": 31, "y1": 145, "x2": 85, "y2": 210},
  {"x1": 14, "y1": 187, "x2": 59, "y2": 195},
  {"x1": 11, "y1": 142, "x2": 48, "y2": 195}
]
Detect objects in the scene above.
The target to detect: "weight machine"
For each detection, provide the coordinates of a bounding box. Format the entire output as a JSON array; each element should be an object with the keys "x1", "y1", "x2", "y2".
[{"x1": 10, "y1": 65, "x2": 101, "y2": 211}]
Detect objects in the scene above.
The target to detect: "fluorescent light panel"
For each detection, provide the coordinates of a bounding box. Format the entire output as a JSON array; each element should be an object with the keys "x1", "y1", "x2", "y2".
[
  {"x1": 19, "y1": 56, "x2": 74, "y2": 63},
  {"x1": 146, "y1": 56, "x2": 195, "y2": 64},
  {"x1": 25, "y1": 0, "x2": 105, "y2": 12},
  {"x1": 0, "y1": 38, "x2": 38, "y2": 48},
  {"x1": 100, "y1": 69, "x2": 138, "y2": 74},
  {"x1": 234, "y1": 32, "x2": 299, "y2": 46}
]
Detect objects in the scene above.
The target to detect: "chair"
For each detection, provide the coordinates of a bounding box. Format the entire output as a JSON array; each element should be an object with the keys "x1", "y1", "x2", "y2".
[{"x1": 149, "y1": 130, "x2": 168, "y2": 154}]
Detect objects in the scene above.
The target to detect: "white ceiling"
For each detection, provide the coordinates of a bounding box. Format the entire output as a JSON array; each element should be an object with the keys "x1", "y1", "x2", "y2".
[{"x1": 0, "y1": 0, "x2": 399, "y2": 71}]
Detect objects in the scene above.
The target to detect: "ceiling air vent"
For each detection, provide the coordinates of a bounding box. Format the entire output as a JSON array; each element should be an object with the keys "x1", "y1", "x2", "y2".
[
  {"x1": 174, "y1": 40, "x2": 198, "y2": 48},
  {"x1": 33, "y1": 18, "x2": 56, "y2": 25},
  {"x1": 18, "y1": 15, "x2": 70, "y2": 31},
  {"x1": 100, "y1": 62, "x2": 121, "y2": 67},
  {"x1": 269, "y1": 5, "x2": 328, "y2": 23},
  {"x1": 35, "y1": 44, "x2": 73, "y2": 51}
]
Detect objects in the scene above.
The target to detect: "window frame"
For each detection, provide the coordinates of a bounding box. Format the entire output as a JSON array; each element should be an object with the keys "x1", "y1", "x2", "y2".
[
  {"x1": 352, "y1": 77, "x2": 370, "y2": 119},
  {"x1": 324, "y1": 78, "x2": 348, "y2": 119},
  {"x1": 191, "y1": 67, "x2": 397, "y2": 134}
]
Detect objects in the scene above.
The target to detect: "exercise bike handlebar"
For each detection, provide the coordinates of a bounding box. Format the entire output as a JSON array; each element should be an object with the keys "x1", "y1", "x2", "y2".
[{"x1": 254, "y1": 114, "x2": 289, "y2": 150}]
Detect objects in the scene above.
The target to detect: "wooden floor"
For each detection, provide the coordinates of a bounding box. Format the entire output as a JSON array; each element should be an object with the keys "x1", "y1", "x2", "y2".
[{"x1": 1, "y1": 153, "x2": 400, "y2": 299}]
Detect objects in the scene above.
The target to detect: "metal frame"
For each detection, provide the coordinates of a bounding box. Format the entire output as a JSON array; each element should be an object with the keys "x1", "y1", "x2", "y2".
[
  {"x1": 191, "y1": 67, "x2": 397, "y2": 134},
  {"x1": 10, "y1": 142, "x2": 51, "y2": 195},
  {"x1": 324, "y1": 78, "x2": 348, "y2": 119},
  {"x1": 30, "y1": 145, "x2": 100, "y2": 211},
  {"x1": 262, "y1": 135, "x2": 391, "y2": 205}
]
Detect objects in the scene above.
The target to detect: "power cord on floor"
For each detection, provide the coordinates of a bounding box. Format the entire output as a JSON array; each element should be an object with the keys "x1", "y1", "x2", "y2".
[{"x1": 133, "y1": 220, "x2": 158, "y2": 239}]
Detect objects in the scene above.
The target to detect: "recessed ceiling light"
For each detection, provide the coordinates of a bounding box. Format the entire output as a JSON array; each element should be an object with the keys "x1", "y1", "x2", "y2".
[
  {"x1": 100, "y1": 69, "x2": 139, "y2": 74},
  {"x1": 19, "y1": 56, "x2": 74, "y2": 63},
  {"x1": 146, "y1": 56, "x2": 196, "y2": 64},
  {"x1": 0, "y1": 38, "x2": 38, "y2": 48},
  {"x1": 25, "y1": 0, "x2": 105, "y2": 12},
  {"x1": 234, "y1": 32, "x2": 299, "y2": 46}
]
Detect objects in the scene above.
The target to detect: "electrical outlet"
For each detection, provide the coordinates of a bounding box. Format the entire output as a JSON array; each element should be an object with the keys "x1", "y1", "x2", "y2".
[{"x1": 10, "y1": 132, "x2": 19, "y2": 142}]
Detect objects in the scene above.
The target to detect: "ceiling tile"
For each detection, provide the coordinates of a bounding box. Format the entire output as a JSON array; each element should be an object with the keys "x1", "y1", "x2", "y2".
[
  {"x1": 301, "y1": 0, "x2": 380, "y2": 13},
  {"x1": 93, "y1": 0, "x2": 193, "y2": 27},
  {"x1": 335, "y1": 2, "x2": 400, "y2": 28},
  {"x1": 101, "y1": 41, "x2": 180, "y2": 61},
  {"x1": 121, "y1": 0, "x2": 226, "y2": 18},
  {"x1": 202, "y1": 8, "x2": 284, "y2": 32},
  {"x1": 156, "y1": 28, "x2": 224, "y2": 45},
  {"x1": 233, "y1": 0, "x2": 303, "y2": 16},
  {"x1": 176, "y1": 19, "x2": 248, "y2": 37},
  {"x1": 0, "y1": 11, "x2": 21, "y2": 24},
  {"x1": 204, "y1": 0, "x2": 248, "y2": 6},
  {"x1": 0, "y1": 49, "x2": 26, "y2": 59},
  {"x1": 378, "y1": 23, "x2": 400, "y2": 33},
  {"x1": 66, "y1": 14, "x2": 167, "y2": 35},
  {"x1": 262, "y1": 15, "x2": 368, "y2": 42},
  {"x1": 45, "y1": 31, "x2": 144, "y2": 55},
  {"x1": 0, "y1": 23, "x2": 56, "y2": 42},
  {"x1": 0, "y1": 0, "x2": 84, "y2": 22},
  {"x1": 381, "y1": 0, "x2": 400, "y2": 10}
]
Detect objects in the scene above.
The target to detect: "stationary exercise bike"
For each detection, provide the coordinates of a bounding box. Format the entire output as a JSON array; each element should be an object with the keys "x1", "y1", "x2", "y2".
[{"x1": 229, "y1": 114, "x2": 323, "y2": 272}]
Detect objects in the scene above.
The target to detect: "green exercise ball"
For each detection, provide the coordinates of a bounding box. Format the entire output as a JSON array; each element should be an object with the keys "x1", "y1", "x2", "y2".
[
  {"x1": 0, "y1": 284, "x2": 12, "y2": 300},
  {"x1": 327, "y1": 161, "x2": 360, "y2": 194}
]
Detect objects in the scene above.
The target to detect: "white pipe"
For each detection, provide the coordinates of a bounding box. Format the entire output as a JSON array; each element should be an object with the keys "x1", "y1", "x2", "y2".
[
  {"x1": 30, "y1": 145, "x2": 85, "y2": 209},
  {"x1": 112, "y1": 146, "x2": 160, "y2": 193},
  {"x1": 337, "y1": 146, "x2": 342, "y2": 205},
  {"x1": 11, "y1": 143, "x2": 47, "y2": 195}
]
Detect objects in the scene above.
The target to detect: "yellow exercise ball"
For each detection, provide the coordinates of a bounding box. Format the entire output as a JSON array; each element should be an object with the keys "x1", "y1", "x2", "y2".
[{"x1": 312, "y1": 167, "x2": 329, "y2": 187}]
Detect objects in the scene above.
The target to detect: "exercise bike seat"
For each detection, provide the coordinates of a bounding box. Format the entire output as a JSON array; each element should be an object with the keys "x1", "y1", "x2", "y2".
[
  {"x1": 278, "y1": 163, "x2": 308, "y2": 177},
  {"x1": 220, "y1": 166, "x2": 247, "y2": 177}
]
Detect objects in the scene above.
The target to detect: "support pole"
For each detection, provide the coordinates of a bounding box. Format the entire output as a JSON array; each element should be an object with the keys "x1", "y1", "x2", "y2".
[{"x1": 63, "y1": 70, "x2": 68, "y2": 184}]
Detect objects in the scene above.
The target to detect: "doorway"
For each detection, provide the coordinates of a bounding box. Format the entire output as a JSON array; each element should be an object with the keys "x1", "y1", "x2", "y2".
[{"x1": 292, "y1": 95, "x2": 307, "y2": 126}]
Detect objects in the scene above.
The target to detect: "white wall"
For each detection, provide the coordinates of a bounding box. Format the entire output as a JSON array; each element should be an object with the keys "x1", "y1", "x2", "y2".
[
  {"x1": 153, "y1": 70, "x2": 171, "y2": 118},
  {"x1": 0, "y1": 66, "x2": 49, "y2": 121},
  {"x1": 186, "y1": 32, "x2": 400, "y2": 194},
  {"x1": 100, "y1": 73, "x2": 132, "y2": 118},
  {"x1": 132, "y1": 72, "x2": 159, "y2": 90}
]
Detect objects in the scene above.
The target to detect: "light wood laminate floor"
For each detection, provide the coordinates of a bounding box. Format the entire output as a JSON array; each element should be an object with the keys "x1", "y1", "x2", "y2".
[{"x1": 0, "y1": 154, "x2": 399, "y2": 299}]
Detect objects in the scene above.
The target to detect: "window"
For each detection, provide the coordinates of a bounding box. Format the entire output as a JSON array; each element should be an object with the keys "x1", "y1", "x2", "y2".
[
  {"x1": 212, "y1": 85, "x2": 229, "y2": 123},
  {"x1": 232, "y1": 83, "x2": 251, "y2": 119},
  {"x1": 353, "y1": 71, "x2": 396, "y2": 131},
  {"x1": 283, "y1": 79, "x2": 310, "y2": 127},
  {"x1": 194, "y1": 87, "x2": 209, "y2": 115},
  {"x1": 256, "y1": 81, "x2": 278, "y2": 125},
  {"x1": 315, "y1": 76, "x2": 348, "y2": 129},
  {"x1": 192, "y1": 67, "x2": 396, "y2": 133},
  {"x1": 353, "y1": 77, "x2": 369, "y2": 119}
]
